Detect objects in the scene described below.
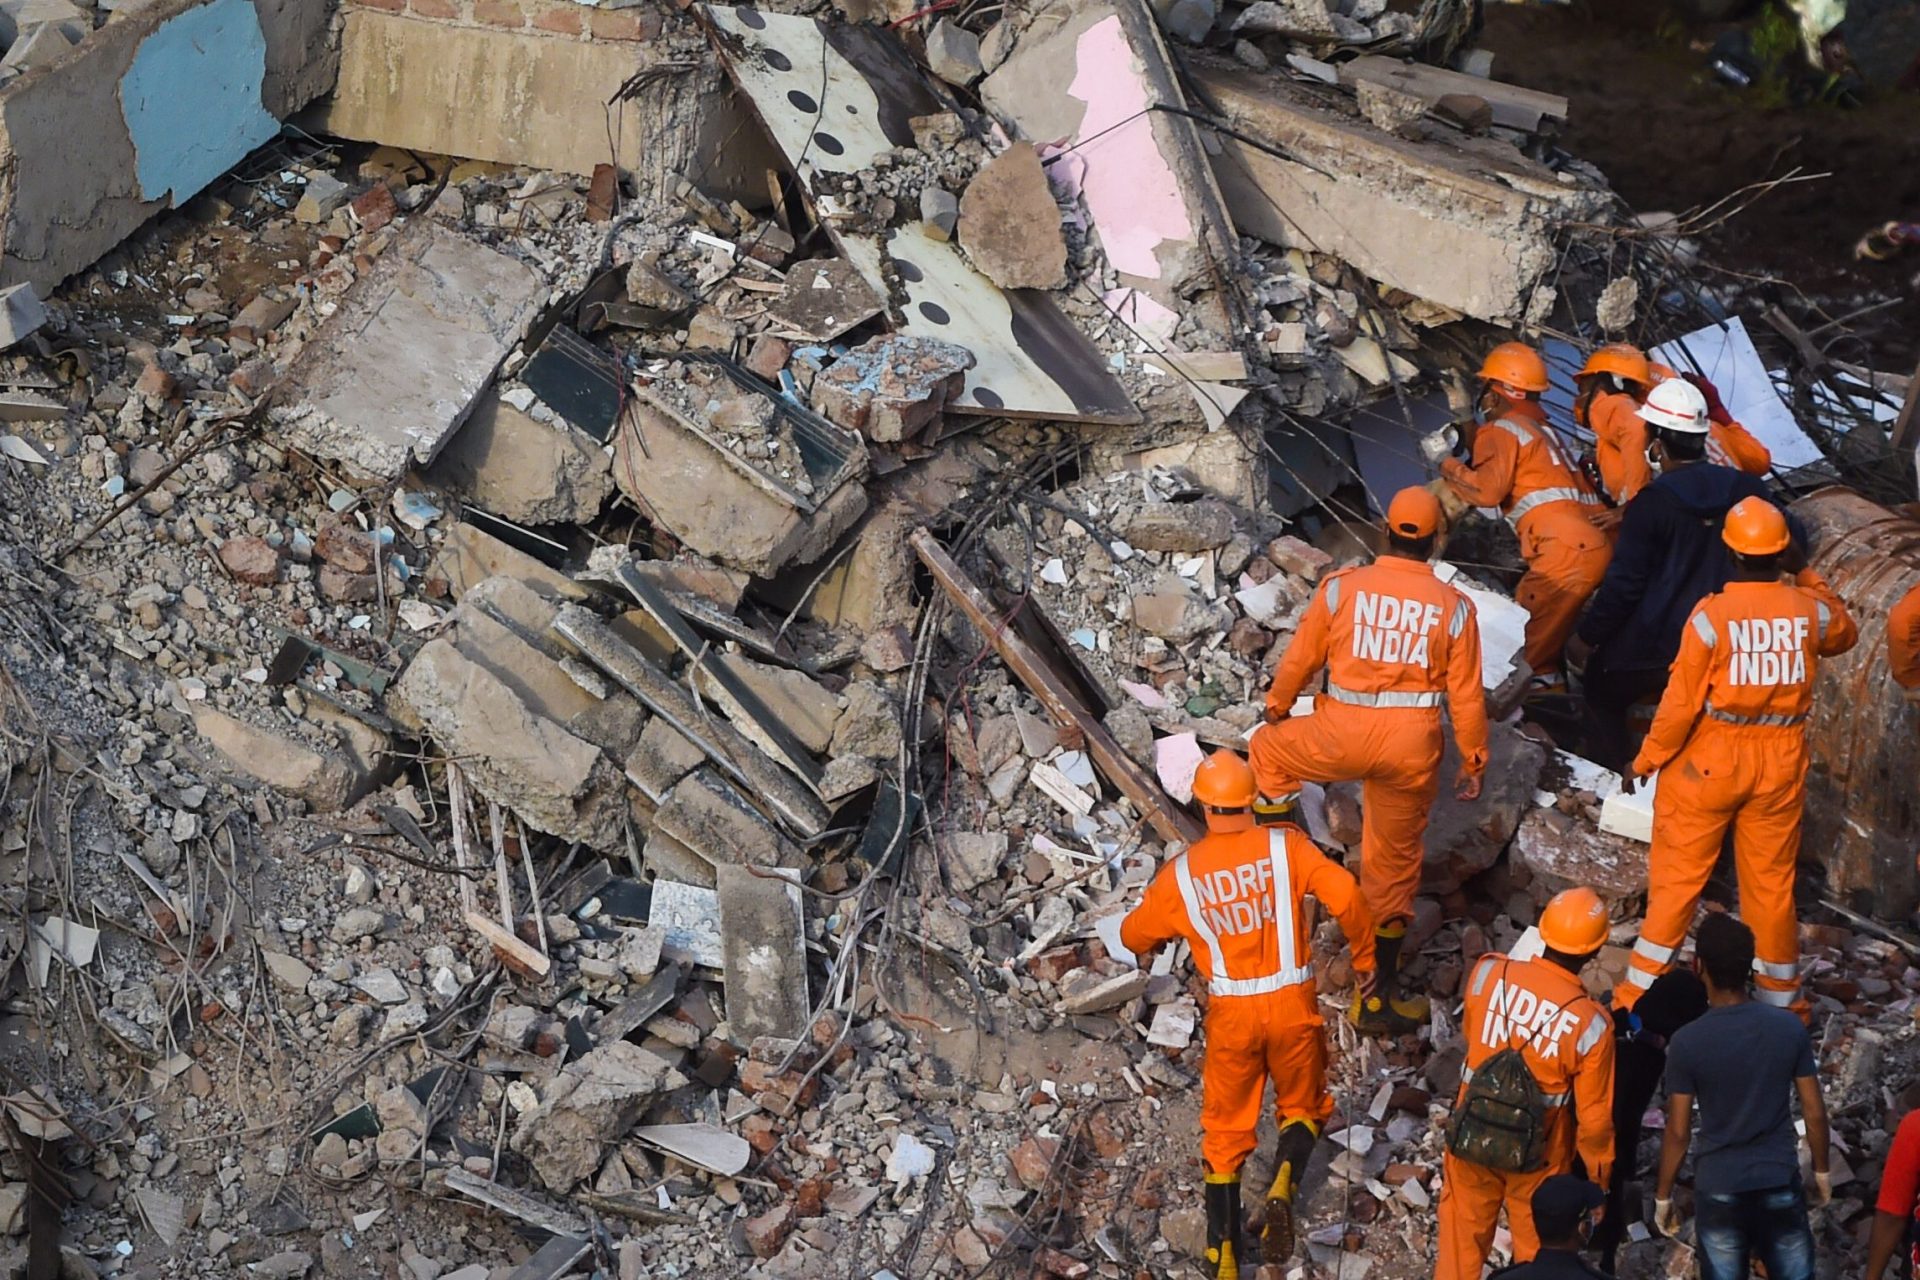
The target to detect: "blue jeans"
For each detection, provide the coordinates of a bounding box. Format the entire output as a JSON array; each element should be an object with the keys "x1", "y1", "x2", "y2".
[{"x1": 1694, "y1": 1180, "x2": 1814, "y2": 1280}]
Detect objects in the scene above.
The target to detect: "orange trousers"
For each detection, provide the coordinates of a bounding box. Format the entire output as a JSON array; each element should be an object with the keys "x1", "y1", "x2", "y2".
[
  {"x1": 1619, "y1": 727, "x2": 1806, "y2": 1009},
  {"x1": 1515, "y1": 511, "x2": 1611, "y2": 677},
  {"x1": 1201, "y1": 986, "x2": 1330, "y2": 1174},
  {"x1": 1250, "y1": 704, "x2": 1442, "y2": 926},
  {"x1": 1436, "y1": 1153, "x2": 1561, "y2": 1280}
]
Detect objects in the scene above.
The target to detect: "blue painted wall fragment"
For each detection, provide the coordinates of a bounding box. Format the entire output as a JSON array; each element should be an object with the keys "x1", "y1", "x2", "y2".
[{"x1": 119, "y1": 0, "x2": 280, "y2": 205}]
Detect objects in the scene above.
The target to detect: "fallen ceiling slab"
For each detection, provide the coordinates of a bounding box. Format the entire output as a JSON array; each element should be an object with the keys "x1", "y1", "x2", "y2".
[
  {"x1": 271, "y1": 225, "x2": 545, "y2": 479},
  {"x1": 703, "y1": 5, "x2": 1139, "y2": 425}
]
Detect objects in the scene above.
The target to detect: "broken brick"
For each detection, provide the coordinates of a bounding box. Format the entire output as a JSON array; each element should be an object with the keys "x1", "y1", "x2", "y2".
[
  {"x1": 351, "y1": 184, "x2": 398, "y2": 234},
  {"x1": 1007, "y1": 1135, "x2": 1058, "y2": 1190},
  {"x1": 217, "y1": 536, "x2": 281, "y2": 586},
  {"x1": 743, "y1": 1202, "x2": 794, "y2": 1259},
  {"x1": 1266, "y1": 535, "x2": 1332, "y2": 581}
]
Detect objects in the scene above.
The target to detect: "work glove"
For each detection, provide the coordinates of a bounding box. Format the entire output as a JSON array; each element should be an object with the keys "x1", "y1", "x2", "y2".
[
  {"x1": 1812, "y1": 1170, "x2": 1832, "y2": 1207},
  {"x1": 1419, "y1": 427, "x2": 1458, "y2": 466},
  {"x1": 1681, "y1": 372, "x2": 1733, "y2": 426},
  {"x1": 1454, "y1": 771, "x2": 1482, "y2": 802},
  {"x1": 1654, "y1": 1197, "x2": 1682, "y2": 1237}
]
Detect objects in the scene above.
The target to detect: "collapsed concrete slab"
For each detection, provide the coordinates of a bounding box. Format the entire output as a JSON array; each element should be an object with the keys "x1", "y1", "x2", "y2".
[
  {"x1": 426, "y1": 390, "x2": 613, "y2": 526},
  {"x1": 654, "y1": 768, "x2": 801, "y2": 871},
  {"x1": 314, "y1": 6, "x2": 774, "y2": 201},
  {"x1": 1192, "y1": 61, "x2": 1607, "y2": 324},
  {"x1": 0, "y1": 0, "x2": 334, "y2": 292},
  {"x1": 271, "y1": 226, "x2": 545, "y2": 480},
  {"x1": 1510, "y1": 807, "x2": 1648, "y2": 913},
  {"x1": 1420, "y1": 723, "x2": 1546, "y2": 895},
  {"x1": 715, "y1": 865, "x2": 808, "y2": 1042},
  {"x1": 510, "y1": 1041, "x2": 687, "y2": 1191}
]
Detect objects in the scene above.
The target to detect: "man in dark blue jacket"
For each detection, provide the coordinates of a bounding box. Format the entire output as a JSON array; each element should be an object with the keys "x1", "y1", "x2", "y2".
[{"x1": 1565, "y1": 406, "x2": 1803, "y2": 771}]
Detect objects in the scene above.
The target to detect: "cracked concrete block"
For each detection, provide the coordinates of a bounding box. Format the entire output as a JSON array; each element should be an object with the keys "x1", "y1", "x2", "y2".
[
  {"x1": 191, "y1": 707, "x2": 370, "y2": 812},
  {"x1": 512, "y1": 1042, "x2": 688, "y2": 1191},
  {"x1": 390, "y1": 635, "x2": 628, "y2": 847},
  {"x1": 270, "y1": 226, "x2": 545, "y2": 480},
  {"x1": 427, "y1": 389, "x2": 613, "y2": 526},
  {"x1": 0, "y1": 283, "x2": 44, "y2": 348},
  {"x1": 654, "y1": 769, "x2": 800, "y2": 871},
  {"x1": 0, "y1": 0, "x2": 85, "y2": 46},
  {"x1": 693, "y1": 654, "x2": 840, "y2": 757},
  {"x1": 1510, "y1": 807, "x2": 1648, "y2": 912},
  {"x1": 624, "y1": 718, "x2": 707, "y2": 805},
  {"x1": 958, "y1": 142, "x2": 1065, "y2": 290},
  {"x1": 716, "y1": 865, "x2": 808, "y2": 1043},
  {"x1": 1420, "y1": 723, "x2": 1546, "y2": 895}
]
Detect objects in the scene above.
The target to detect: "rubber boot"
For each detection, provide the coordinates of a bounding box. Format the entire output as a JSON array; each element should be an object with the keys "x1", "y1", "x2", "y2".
[
  {"x1": 1348, "y1": 923, "x2": 1430, "y2": 1034},
  {"x1": 1262, "y1": 1120, "x2": 1319, "y2": 1264},
  {"x1": 1253, "y1": 794, "x2": 1297, "y2": 828},
  {"x1": 1203, "y1": 1173, "x2": 1241, "y2": 1279}
]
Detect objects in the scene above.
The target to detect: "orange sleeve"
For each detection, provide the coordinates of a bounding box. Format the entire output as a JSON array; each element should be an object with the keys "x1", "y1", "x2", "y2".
[
  {"x1": 1293, "y1": 830, "x2": 1376, "y2": 973},
  {"x1": 1795, "y1": 568, "x2": 1858, "y2": 657},
  {"x1": 1713, "y1": 418, "x2": 1772, "y2": 475},
  {"x1": 1890, "y1": 584, "x2": 1920, "y2": 689},
  {"x1": 1572, "y1": 1008, "x2": 1617, "y2": 1189},
  {"x1": 1265, "y1": 576, "x2": 1335, "y2": 717},
  {"x1": 1119, "y1": 861, "x2": 1186, "y2": 959},
  {"x1": 1632, "y1": 604, "x2": 1715, "y2": 776},
  {"x1": 1592, "y1": 394, "x2": 1653, "y2": 504},
  {"x1": 1440, "y1": 422, "x2": 1519, "y2": 510},
  {"x1": 1444, "y1": 591, "x2": 1490, "y2": 777}
]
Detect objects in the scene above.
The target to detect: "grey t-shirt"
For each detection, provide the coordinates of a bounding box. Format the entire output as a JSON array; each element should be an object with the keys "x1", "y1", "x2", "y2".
[{"x1": 1665, "y1": 1001, "x2": 1817, "y2": 1194}]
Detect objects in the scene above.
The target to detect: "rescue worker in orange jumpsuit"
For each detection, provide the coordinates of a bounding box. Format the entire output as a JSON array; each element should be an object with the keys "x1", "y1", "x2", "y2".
[
  {"x1": 1574, "y1": 342, "x2": 1658, "y2": 522},
  {"x1": 1437, "y1": 888, "x2": 1616, "y2": 1280},
  {"x1": 1616, "y1": 497, "x2": 1859, "y2": 1012},
  {"x1": 1121, "y1": 750, "x2": 1377, "y2": 1277},
  {"x1": 1249, "y1": 487, "x2": 1488, "y2": 1034},
  {"x1": 1425, "y1": 342, "x2": 1610, "y2": 689}
]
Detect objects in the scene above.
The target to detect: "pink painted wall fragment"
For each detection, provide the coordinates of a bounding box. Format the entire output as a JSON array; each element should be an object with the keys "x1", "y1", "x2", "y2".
[{"x1": 1065, "y1": 14, "x2": 1194, "y2": 282}]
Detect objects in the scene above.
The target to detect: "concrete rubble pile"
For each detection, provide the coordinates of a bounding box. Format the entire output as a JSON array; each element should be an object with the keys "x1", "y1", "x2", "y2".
[{"x1": 0, "y1": 0, "x2": 1901, "y2": 1278}]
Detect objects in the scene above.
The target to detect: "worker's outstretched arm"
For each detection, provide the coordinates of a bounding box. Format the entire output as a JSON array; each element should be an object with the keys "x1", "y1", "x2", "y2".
[
  {"x1": 1571, "y1": 1014, "x2": 1617, "y2": 1191},
  {"x1": 1797, "y1": 1073, "x2": 1830, "y2": 1180},
  {"x1": 1794, "y1": 567, "x2": 1858, "y2": 657},
  {"x1": 1576, "y1": 487, "x2": 1663, "y2": 651},
  {"x1": 1443, "y1": 593, "x2": 1489, "y2": 779},
  {"x1": 1119, "y1": 863, "x2": 1184, "y2": 960},
  {"x1": 1655, "y1": 1092, "x2": 1694, "y2": 1204},
  {"x1": 1713, "y1": 417, "x2": 1772, "y2": 476},
  {"x1": 1439, "y1": 421, "x2": 1519, "y2": 510},
  {"x1": 1890, "y1": 585, "x2": 1920, "y2": 690},
  {"x1": 1264, "y1": 576, "x2": 1335, "y2": 718},
  {"x1": 1632, "y1": 605, "x2": 1714, "y2": 777},
  {"x1": 1293, "y1": 831, "x2": 1376, "y2": 975}
]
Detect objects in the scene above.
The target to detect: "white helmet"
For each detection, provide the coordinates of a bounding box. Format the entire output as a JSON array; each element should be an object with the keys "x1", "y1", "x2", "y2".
[{"x1": 1636, "y1": 378, "x2": 1710, "y2": 434}]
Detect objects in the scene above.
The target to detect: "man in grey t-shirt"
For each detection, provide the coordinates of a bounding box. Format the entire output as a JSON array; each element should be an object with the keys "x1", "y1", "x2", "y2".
[{"x1": 1652, "y1": 913, "x2": 1831, "y2": 1280}]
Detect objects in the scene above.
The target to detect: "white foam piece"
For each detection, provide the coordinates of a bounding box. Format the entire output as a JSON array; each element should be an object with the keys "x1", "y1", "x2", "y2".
[{"x1": 1598, "y1": 773, "x2": 1657, "y2": 843}]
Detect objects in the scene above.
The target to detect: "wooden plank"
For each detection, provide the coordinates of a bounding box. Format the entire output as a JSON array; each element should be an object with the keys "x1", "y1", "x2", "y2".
[
  {"x1": 910, "y1": 528, "x2": 1203, "y2": 845},
  {"x1": 443, "y1": 1168, "x2": 587, "y2": 1236},
  {"x1": 464, "y1": 911, "x2": 552, "y2": 979},
  {"x1": 1339, "y1": 55, "x2": 1567, "y2": 133},
  {"x1": 1143, "y1": 351, "x2": 1250, "y2": 383}
]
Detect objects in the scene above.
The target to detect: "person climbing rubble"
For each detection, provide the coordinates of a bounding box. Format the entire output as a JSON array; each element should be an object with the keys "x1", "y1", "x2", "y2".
[
  {"x1": 1566, "y1": 381, "x2": 1801, "y2": 773},
  {"x1": 1247, "y1": 487, "x2": 1487, "y2": 1035},
  {"x1": 1436, "y1": 887, "x2": 1616, "y2": 1280},
  {"x1": 1120, "y1": 749, "x2": 1377, "y2": 1278},
  {"x1": 1616, "y1": 498, "x2": 1858, "y2": 1013},
  {"x1": 1424, "y1": 341, "x2": 1610, "y2": 692}
]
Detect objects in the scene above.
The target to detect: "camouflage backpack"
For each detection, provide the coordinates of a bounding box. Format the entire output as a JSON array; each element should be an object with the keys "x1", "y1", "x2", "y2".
[{"x1": 1444, "y1": 962, "x2": 1551, "y2": 1173}]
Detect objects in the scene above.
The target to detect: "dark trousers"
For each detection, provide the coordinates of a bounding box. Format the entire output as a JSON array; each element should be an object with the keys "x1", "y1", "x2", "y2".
[
  {"x1": 1581, "y1": 654, "x2": 1669, "y2": 774},
  {"x1": 1695, "y1": 1180, "x2": 1814, "y2": 1280}
]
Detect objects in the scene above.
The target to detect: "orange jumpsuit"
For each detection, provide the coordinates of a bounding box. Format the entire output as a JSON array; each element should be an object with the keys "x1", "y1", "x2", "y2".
[
  {"x1": 1249, "y1": 555, "x2": 1489, "y2": 926},
  {"x1": 1887, "y1": 582, "x2": 1920, "y2": 690},
  {"x1": 1618, "y1": 571, "x2": 1859, "y2": 1009},
  {"x1": 1438, "y1": 953, "x2": 1615, "y2": 1280},
  {"x1": 1121, "y1": 824, "x2": 1376, "y2": 1174},
  {"x1": 1582, "y1": 388, "x2": 1654, "y2": 506},
  {"x1": 1646, "y1": 365, "x2": 1773, "y2": 477},
  {"x1": 1441, "y1": 401, "x2": 1611, "y2": 676}
]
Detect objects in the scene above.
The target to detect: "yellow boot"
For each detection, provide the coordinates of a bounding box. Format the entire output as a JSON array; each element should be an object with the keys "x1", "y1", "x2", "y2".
[
  {"x1": 1263, "y1": 1119, "x2": 1319, "y2": 1264},
  {"x1": 1348, "y1": 922, "x2": 1430, "y2": 1034},
  {"x1": 1203, "y1": 1172, "x2": 1241, "y2": 1279}
]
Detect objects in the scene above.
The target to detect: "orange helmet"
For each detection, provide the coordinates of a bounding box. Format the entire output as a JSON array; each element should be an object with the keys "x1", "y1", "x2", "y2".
[
  {"x1": 1385, "y1": 486, "x2": 1442, "y2": 539},
  {"x1": 1478, "y1": 342, "x2": 1550, "y2": 395},
  {"x1": 1722, "y1": 496, "x2": 1791, "y2": 557},
  {"x1": 1538, "y1": 887, "x2": 1609, "y2": 955},
  {"x1": 1578, "y1": 342, "x2": 1650, "y2": 386},
  {"x1": 1191, "y1": 750, "x2": 1256, "y2": 810}
]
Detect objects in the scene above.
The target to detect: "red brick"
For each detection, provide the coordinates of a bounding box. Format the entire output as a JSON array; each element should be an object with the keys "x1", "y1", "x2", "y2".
[
  {"x1": 1007, "y1": 1135, "x2": 1059, "y2": 1190},
  {"x1": 350, "y1": 184, "x2": 398, "y2": 234},
  {"x1": 586, "y1": 6, "x2": 657, "y2": 39},
  {"x1": 529, "y1": 1, "x2": 582, "y2": 33},
  {"x1": 474, "y1": 0, "x2": 522, "y2": 23},
  {"x1": 408, "y1": 0, "x2": 457, "y2": 15},
  {"x1": 350, "y1": 0, "x2": 404, "y2": 11}
]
